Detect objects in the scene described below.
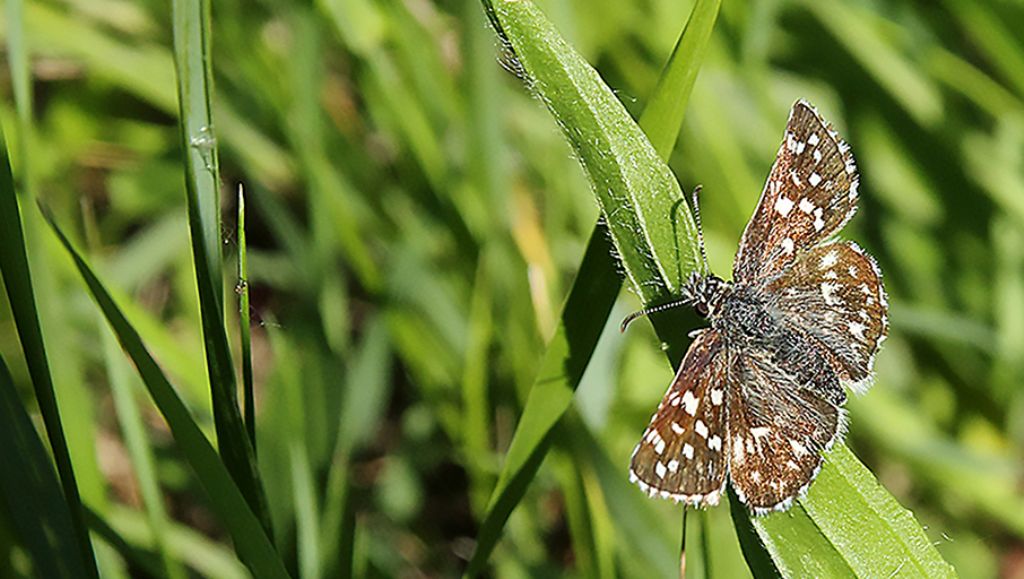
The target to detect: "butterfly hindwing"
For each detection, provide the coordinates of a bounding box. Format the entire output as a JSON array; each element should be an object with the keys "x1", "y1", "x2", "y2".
[
  {"x1": 629, "y1": 329, "x2": 730, "y2": 506},
  {"x1": 733, "y1": 100, "x2": 859, "y2": 285},
  {"x1": 767, "y1": 241, "x2": 889, "y2": 392},
  {"x1": 726, "y1": 348, "x2": 842, "y2": 513}
]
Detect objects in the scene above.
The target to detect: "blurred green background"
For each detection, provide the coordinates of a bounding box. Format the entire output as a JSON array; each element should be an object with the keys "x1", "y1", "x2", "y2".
[{"x1": 2, "y1": 0, "x2": 1024, "y2": 577}]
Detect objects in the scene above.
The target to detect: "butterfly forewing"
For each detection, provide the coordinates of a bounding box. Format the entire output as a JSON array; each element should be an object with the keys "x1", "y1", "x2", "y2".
[
  {"x1": 767, "y1": 241, "x2": 888, "y2": 391},
  {"x1": 733, "y1": 100, "x2": 859, "y2": 284},
  {"x1": 727, "y1": 350, "x2": 842, "y2": 513},
  {"x1": 629, "y1": 330, "x2": 729, "y2": 505}
]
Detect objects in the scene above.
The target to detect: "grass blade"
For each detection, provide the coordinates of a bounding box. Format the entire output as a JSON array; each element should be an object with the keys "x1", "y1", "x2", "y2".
[
  {"x1": 0, "y1": 120, "x2": 99, "y2": 577},
  {"x1": 0, "y1": 355, "x2": 92, "y2": 578},
  {"x1": 465, "y1": 225, "x2": 619, "y2": 577},
  {"x1": 482, "y1": 0, "x2": 702, "y2": 300},
  {"x1": 238, "y1": 186, "x2": 256, "y2": 452},
  {"x1": 171, "y1": 0, "x2": 272, "y2": 534},
  {"x1": 639, "y1": 0, "x2": 721, "y2": 158},
  {"x1": 40, "y1": 209, "x2": 290, "y2": 579}
]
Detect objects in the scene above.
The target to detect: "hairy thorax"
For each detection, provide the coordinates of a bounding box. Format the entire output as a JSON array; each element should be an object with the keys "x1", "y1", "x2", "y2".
[{"x1": 710, "y1": 285, "x2": 777, "y2": 347}]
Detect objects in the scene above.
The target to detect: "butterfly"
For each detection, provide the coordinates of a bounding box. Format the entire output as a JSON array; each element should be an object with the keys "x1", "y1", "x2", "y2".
[{"x1": 624, "y1": 100, "x2": 888, "y2": 513}]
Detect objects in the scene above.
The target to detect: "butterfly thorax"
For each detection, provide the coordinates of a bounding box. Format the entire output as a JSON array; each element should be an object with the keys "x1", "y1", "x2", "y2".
[
  {"x1": 681, "y1": 273, "x2": 731, "y2": 319},
  {"x1": 711, "y1": 285, "x2": 778, "y2": 347}
]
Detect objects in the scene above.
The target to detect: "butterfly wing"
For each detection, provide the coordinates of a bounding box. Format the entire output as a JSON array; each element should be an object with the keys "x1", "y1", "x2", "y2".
[
  {"x1": 629, "y1": 329, "x2": 730, "y2": 506},
  {"x1": 733, "y1": 100, "x2": 859, "y2": 285},
  {"x1": 766, "y1": 241, "x2": 889, "y2": 392},
  {"x1": 727, "y1": 347, "x2": 843, "y2": 513}
]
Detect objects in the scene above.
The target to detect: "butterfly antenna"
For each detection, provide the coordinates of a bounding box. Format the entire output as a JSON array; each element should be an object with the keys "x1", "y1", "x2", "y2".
[
  {"x1": 620, "y1": 297, "x2": 692, "y2": 333},
  {"x1": 692, "y1": 185, "x2": 710, "y2": 275}
]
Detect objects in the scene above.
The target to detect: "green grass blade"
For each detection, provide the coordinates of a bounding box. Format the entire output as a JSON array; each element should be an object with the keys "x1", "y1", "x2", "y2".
[
  {"x1": 0, "y1": 355, "x2": 93, "y2": 578},
  {"x1": 0, "y1": 121, "x2": 99, "y2": 577},
  {"x1": 238, "y1": 186, "x2": 256, "y2": 452},
  {"x1": 639, "y1": 0, "x2": 721, "y2": 158},
  {"x1": 467, "y1": 0, "x2": 720, "y2": 572},
  {"x1": 171, "y1": 0, "x2": 272, "y2": 535},
  {"x1": 40, "y1": 210, "x2": 290, "y2": 579},
  {"x1": 465, "y1": 225, "x2": 619, "y2": 577},
  {"x1": 483, "y1": 0, "x2": 701, "y2": 299},
  {"x1": 320, "y1": 317, "x2": 391, "y2": 578},
  {"x1": 80, "y1": 201, "x2": 186, "y2": 579}
]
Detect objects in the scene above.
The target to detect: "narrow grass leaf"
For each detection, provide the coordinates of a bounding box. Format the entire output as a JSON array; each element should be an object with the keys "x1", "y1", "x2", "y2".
[
  {"x1": 639, "y1": 0, "x2": 721, "y2": 159},
  {"x1": 238, "y1": 186, "x2": 256, "y2": 452},
  {"x1": 0, "y1": 355, "x2": 92, "y2": 579},
  {"x1": 41, "y1": 210, "x2": 290, "y2": 579},
  {"x1": 0, "y1": 121, "x2": 98, "y2": 577},
  {"x1": 465, "y1": 225, "x2": 619, "y2": 577},
  {"x1": 171, "y1": 0, "x2": 272, "y2": 535}
]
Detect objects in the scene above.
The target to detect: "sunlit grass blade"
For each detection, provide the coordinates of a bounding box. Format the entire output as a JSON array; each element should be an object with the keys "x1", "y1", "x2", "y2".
[
  {"x1": 0, "y1": 355, "x2": 93, "y2": 578},
  {"x1": 238, "y1": 186, "x2": 256, "y2": 452},
  {"x1": 0, "y1": 122, "x2": 99, "y2": 577},
  {"x1": 41, "y1": 209, "x2": 289, "y2": 579},
  {"x1": 639, "y1": 0, "x2": 721, "y2": 159},
  {"x1": 481, "y1": 0, "x2": 702, "y2": 300},
  {"x1": 171, "y1": 0, "x2": 272, "y2": 535},
  {"x1": 467, "y1": 0, "x2": 719, "y2": 573}
]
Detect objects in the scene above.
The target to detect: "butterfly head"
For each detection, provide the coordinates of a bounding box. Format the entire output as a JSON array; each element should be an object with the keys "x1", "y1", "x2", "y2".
[{"x1": 682, "y1": 272, "x2": 730, "y2": 319}]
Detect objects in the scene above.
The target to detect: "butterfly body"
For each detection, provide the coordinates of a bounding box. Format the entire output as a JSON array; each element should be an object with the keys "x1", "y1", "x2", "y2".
[{"x1": 628, "y1": 101, "x2": 888, "y2": 514}]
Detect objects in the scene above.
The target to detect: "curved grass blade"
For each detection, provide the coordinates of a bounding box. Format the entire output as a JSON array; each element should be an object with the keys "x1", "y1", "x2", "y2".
[
  {"x1": 481, "y1": 0, "x2": 702, "y2": 300},
  {"x1": 40, "y1": 209, "x2": 290, "y2": 579},
  {"x1": 0, "y1": 355, "x2": 93, "y2": 579},
  {"x1": 171, "y1": 0, "x2": 272, "y2": 535},
  {"x1": 466, "y1": 0, "x2": 719, "y2": 574},
  {"x1": 0, "y1": 122, "x2": 99, "y2": 577}
]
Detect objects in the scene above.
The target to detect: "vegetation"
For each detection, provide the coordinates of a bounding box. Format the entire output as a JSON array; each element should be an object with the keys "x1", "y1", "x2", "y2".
[{"x1": 1, "y1": 0, "x2": 1022, "y2": 577}]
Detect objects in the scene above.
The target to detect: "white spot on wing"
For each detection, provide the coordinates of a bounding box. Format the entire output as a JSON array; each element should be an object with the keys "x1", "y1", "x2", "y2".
[
  {"x1": 809, "y1": 172, "x2": 822, "y2": 187},
  {"x1": 848, "y1": 321, "x2": 867, "y2": 340},
  {"x1": 799, "y1": 198, "x2": 815, "y2": 214},
  {"x1": 790, "y1": 439, "x2": 808, "y2": 457},
  {"x1": 668, "y1": 459, "x2": 679, "y2": 473},
  {"x1": 808, "y1": 133, "x2": 820, "y2": 146},
  {"x1": 775, "y1": 196, "x2": 794, "y2": 216},
  {"x1": 820, "y1": 282, "x2": 840, "y2": 305},
  {"x1": 751, "y1": 426, "x2": 771, "y2": 439},
  {"x1": 820, "y1": 250, "x2": 839, "y2": 268},
  {"x1": 710, "y1": 389, "x2": 723, "y2": 406},
  {"x1": 683, "y1": 443, "x2": 694, "y2": 460},
  {"x1": 813, "y1": 207, "x2": 825, "y2": 231},
  {"x1": 708, "y1": 435, "x2": 722, "y2": 451},
  {"x1": 682, "y1": 390, "x2": 699, "y2": 416},
  {"x1": 732, "y1": 436, "x2": 745, "y2": 463},
  {"x1": 655, "y1": 461, "x2": 667, "y2": 479},
  {"x1": 695, "y1": 420, "x2": 709, "y2": 438},
  {"x1": 671, "y1": 422, "x2": 684, "y2": 435},
  {"x1": 781, "y1": 238, "x2": 795, "y2": 255}
]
